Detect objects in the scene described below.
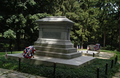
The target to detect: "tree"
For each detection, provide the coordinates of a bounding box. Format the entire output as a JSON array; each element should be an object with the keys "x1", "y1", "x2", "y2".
[
  {"x1": 115, "y1": 0, "x2": 120, "y2": 51},
  {"x1": 1, "y1": 0, "x2": 120, "y2": 51},
  {"x1": 3, "y1": 29, "x2": 16, "y2": 50},
  {"x1": 1, "y1": 0, "x2": 48, "y2": 50},
  {"x1": 0, "y1": 0, "x2": 9, "y2": 35},
  {"x1": 96, "y1": 0, "x2": 118, "y2": 50},
  {"x1": 53, "y1": 0, "x2": 100, "y2": 47}
]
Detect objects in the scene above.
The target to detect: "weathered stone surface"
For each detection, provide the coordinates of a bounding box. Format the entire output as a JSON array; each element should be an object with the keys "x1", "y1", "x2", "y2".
[
  {"x1": 0, "y1": 68, "x2": 46, "y2": 78},
  {"x1": 42, "y1": 32, "x2": 61, "y2": 39},
  {"x1": 7, "y1": 53, "x2": 95, "y2": 68}
]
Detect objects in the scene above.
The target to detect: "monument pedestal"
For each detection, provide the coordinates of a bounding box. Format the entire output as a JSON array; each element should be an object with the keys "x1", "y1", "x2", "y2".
[{"x1": 34, "y1": 16, "x2": 81, "y2": 59}]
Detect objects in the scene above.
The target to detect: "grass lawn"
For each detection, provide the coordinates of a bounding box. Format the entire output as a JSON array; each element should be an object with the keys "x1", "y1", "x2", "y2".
[
  {"x1": 0, "y1": 50, "x2": 120, "y2": 78},
  {"x1": 0, "y1": 51, "x2": 23, "y2": 56},
  {"x1": 77, "y1": 49, "x2": 87, "y2": 50},
  {"x1": 0, "y1": 56, "x2": 119, "y2": 78}
]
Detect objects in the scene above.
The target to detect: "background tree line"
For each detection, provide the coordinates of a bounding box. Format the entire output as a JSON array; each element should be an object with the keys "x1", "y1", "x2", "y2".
[{"x1": 0, "y1": 0, "x2": 120, "y2": 51}]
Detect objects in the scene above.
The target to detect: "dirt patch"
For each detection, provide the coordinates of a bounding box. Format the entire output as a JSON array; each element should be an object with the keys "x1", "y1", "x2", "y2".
[{"x1": 97, "y1": 52, "x2": 115, "y2": 59}]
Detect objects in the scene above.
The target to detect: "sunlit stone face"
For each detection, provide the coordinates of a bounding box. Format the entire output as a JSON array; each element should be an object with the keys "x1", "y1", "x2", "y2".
[{"x1": 36, "y1": 16, "x2": 74, "y2": 40}]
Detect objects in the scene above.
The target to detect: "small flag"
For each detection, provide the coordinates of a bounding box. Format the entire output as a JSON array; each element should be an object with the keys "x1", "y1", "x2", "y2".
[
  {"x1": 79, "y1": 45, "x2": 81, "y2": 49},
  {"x1": 81, "y1": 46, "x2": 83, "y2": 50},
  {"x1": 5, "y1": 52, "x2": 7, "y2": 59},
  {"x1": 77, "y1": 46, "x2": 78, "y2": 49},
  {"x1": 87, "y1": 46, "x2": 89, "y2": 50}
]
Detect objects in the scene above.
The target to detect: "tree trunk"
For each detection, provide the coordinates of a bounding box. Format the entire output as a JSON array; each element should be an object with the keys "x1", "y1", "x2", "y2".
[
  {"x1": 103, "y1": 28, "x2": 106, "y2": 50},
  {"x1": 118, "y1": 24, "x2": 120, "y2": 51},
  {"x1": 16, "y1": 32, "x2": 21, "y2": 51},
  {"x1": 118, "y1": 12, "x2": 120, "y2": 51},
  {"x1": 103, "y1": 33, "x2": 106, "y2": 50},
  {"x1": 111, "y1": 29, "x2": 113, "y2": 50},
  {"x1": 81, "y1": 28, "x2": 85, "y2": 49},
  {"x1": 9, "y1": 39, "x2": 12, "y2": 51}
]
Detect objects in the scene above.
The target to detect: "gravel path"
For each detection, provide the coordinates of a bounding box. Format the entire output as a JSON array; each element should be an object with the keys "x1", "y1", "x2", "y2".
[
  {"x1": 97, "y1": 52, "x2": 115, "y2": 59},
  {"x1": 0, "y1": 68, "x2": 46, "y2": 78}
]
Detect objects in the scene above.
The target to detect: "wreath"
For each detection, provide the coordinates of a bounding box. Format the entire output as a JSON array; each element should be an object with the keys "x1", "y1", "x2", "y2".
[
  {"x1": 23, "y1": 46, "x2": 36, "y2": 58},
  {"x1": 94, "y1": 44, "x2": 100, "y2": 51}
]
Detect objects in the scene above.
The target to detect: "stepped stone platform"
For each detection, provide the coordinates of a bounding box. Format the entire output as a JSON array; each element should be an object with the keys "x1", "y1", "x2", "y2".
[
  {"x1": 7, "y1": 53, "x2": 95, "y2": 68},
  {"x1": 34, "y1": 39, "x2": 82, "y2": 59}
]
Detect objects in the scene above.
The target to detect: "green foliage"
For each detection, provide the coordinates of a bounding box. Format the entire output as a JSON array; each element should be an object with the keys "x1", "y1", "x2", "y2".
[
  {"x1": 0, "y1": 43, "x2": 9, "y2": 50},
  {"x1": 52, "y1": 0, "x2": 100, "y2": 46},
  {"x1": 6, "y1": 13, "x2": 26, "y2": 33},
  {"x1": 24, "y1": 13, "x2": 48, "y2": 44},
  {"x1": 0, "y1": 0, "x2": 120, "y2": 50},
  {"x1": 0, "y1": 0, "x2": 50, "y2": 50},
  {"x1": 0, "y1": 16, "x2": 3, "y2": 21},
  {"x1": 3, "y1": 29, "x2": 16, "y2": 39}
]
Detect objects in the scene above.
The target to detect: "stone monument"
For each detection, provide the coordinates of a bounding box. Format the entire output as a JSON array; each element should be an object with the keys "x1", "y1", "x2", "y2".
[
  {"x1": 7, "y1": 16, "x2": 95, "y2": 68},
  {"x1": 34, "y1": 16, "x2": 81, "y2": 59}
]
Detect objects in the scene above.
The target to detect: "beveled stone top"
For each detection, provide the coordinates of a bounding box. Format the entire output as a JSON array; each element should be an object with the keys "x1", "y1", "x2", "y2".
[{"x1": 36, "y1": 16, "x2": 74, "y2": 24}]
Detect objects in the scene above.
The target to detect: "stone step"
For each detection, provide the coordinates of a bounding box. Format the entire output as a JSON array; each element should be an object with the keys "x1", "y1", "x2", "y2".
[
  {"x1": 34, "y1": 43, "x2": 73, "y2": 48},
  {"x1": 35, "y1": 38, "x2": 72, "y2": 44},
  {"x1": 35, "y1": 51, "x2": 82, "y2": 59},
  {"x1": 34, "y1": 46, "x2": 77, "y2": 53}
]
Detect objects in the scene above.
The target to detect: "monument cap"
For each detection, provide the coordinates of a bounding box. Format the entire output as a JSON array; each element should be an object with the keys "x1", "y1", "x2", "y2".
[{"x1": 36, "y1": 16, "x2": 74, "y2": 25}]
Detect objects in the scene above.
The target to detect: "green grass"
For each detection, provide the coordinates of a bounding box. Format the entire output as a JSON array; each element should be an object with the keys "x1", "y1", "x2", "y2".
[
  {"x1": 0, "y1": 51, "x2": 23, "y2": 56},
  {"x1": 78, "y1": 49, "x2": 87, "y2": 50},
  {"x1": 100, "y1": 50, "x2": 120, "y2": 53},
  {"x1": 0, "y1": 50, "x2": 120, "y2": 78},
  {"x1": 0, "y1": 56, "x2": 119, "y2": 78}
]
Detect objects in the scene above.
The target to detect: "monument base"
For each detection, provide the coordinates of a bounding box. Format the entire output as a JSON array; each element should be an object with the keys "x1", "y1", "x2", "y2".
[
  {"x1": 34, "y1": 38, "x2": 82, "y2": 59},
  {"x1": 7, "y1": 53, "x2": 95, "y2": 68}
]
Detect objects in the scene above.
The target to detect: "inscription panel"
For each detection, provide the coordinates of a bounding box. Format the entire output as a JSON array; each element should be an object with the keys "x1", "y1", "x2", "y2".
[{"x1": 42, "y1": 32, "x2": 61, "y2": 39}]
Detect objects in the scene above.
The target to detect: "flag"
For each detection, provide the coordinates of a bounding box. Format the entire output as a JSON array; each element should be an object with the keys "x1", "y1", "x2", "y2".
[
  {"x1": 77, "y1": 46, "x2": 78, "y2": 49},
  {"x1": 81, "y1": 46, "x2": 83, "y2": 50},
  {"x1": 87, "y1": 46, "x2": 89, "y2": 50},
  {"x1": 79, "y1": 45, "x2": 81, "y2": 49},
  {"x1": 5, "y1": 52, "x2": 7, "y2": 59}
]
